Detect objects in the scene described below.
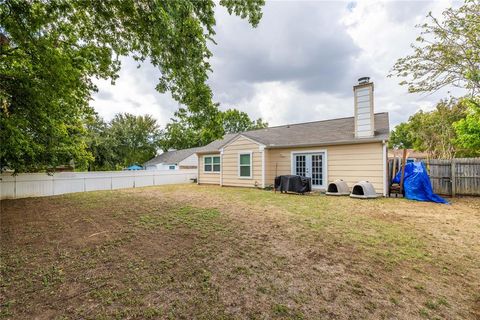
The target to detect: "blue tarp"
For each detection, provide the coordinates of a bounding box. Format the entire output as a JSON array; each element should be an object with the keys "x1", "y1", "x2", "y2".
[{"x1": 393, "y1": 162, "x2": 448, "y2": 204}]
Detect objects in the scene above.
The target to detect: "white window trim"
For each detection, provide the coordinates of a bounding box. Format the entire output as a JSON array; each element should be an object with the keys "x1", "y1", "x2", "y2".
[
  {"x1": 203, "y1": 155, "x2": 221, "y2": 174},
  {"x1": 238, "y1": 151, "x2": 253, "y2": 179},
  {"x1": 290, "y1": 149, "x2": 328, "y2": 189}
]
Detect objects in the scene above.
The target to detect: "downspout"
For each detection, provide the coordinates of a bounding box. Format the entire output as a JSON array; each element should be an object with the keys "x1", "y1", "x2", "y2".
[
  {"x1": 220, "y1": 148, "x2": 224, "y2": 187},
  {"x1": 196, "y1": 155, "x2": 200, "y2": 185},
  {"x1": 260, "y1": 146, "x2": 266, "y2": 188},
  {"x1": 382, "y1": 140, "x2": 387, "y2": 196}
]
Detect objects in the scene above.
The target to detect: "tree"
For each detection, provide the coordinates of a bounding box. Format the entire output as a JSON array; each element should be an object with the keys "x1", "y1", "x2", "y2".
[
  {"x1": 108, "y1": 113, "x2": 162, "y2": 168},
  {"x1": 391, "y1": 0, "x2": 480, "y2": 94},
  {"x1": 390, "y1": 98, "x2": 469, "y2": 158},
  {"x1": 83, "y1": 112, "x2": 163, "y2": 170},
  {"x1": 160, "y1": 103, "x2": 224, "y2": 151},
  {"x1": 84, "y1": 114, "x2": 117, "y2": 171},
  {"x1": 222, "y1": 109, "x2": 268, "y2": 134},
  {"x1": 454, "y1": 97, "x2": 480, "y2": 155},
  {"x1": 388, "y1": 122, "x2": 414, "y2": 149},
  {"x1": 160, "y1": 106, "x2": 268, "y2": 151},
  {"x1": 0, "y1": 0, "x2": 264, "y2": 172}
]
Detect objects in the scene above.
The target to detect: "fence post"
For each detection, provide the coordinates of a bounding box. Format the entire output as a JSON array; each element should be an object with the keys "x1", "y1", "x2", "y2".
[{"x1": 451, "y1": 159, "x2": 456, "y2": 197}]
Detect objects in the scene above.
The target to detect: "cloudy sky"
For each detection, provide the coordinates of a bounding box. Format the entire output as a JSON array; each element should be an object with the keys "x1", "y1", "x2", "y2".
[{"x1": 92, "y1": 0, "x2": 464, "y2": 130}]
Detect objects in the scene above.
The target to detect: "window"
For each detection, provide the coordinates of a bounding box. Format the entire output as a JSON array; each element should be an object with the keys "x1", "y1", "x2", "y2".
[
  {"x1": 239, "y1": 152, "x2": 252, "y2": 178},
  {"x1": 204, "y1": 156, "x2": 220, "y2": 173},
  {"x1": 169, "y1": 165, "x2": 176, "y2": 170}
]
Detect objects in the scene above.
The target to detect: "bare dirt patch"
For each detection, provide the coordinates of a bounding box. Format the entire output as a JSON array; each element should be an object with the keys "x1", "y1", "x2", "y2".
[{"x1": 1, "y1": 185, "x2": 479, "y2": 319}]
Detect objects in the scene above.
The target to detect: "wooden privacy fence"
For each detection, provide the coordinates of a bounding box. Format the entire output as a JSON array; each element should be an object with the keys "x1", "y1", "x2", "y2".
[
  {"x1": 427, "y1": 158, "x2": 480, "y2": 196},
  {"x1": 0, "y1": 170, "x2": 197, "y2": 200}
]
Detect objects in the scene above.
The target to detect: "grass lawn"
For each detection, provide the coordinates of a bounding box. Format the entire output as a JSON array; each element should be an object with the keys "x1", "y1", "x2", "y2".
[{"x1": 1, "y1": 184, "x2": 479, "y2": 319}]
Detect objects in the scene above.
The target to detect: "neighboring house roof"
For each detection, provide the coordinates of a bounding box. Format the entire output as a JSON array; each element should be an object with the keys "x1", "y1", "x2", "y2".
[
  {"x1": 388, "y1": 149, "x2": 428, "y2": 159},
  {"x1": 197, "y1": 113, "x2": 389, "y2": 153},
  {"x1": 144, "y1": 146, "x2": 203, "y2": 166}
]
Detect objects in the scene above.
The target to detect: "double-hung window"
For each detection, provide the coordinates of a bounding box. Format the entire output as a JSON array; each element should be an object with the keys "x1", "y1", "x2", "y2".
[
  {"x1": 238, "y1": 152, "x2": 252, "y2": 178},
  {"x1": 204, "y1": 156, "x2": 220, "y2": 173}
]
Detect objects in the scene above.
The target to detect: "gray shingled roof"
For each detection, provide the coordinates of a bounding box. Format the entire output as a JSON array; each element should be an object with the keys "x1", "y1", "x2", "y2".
[
  {"x1": 196, "y1": 133, "x2": 238, "y2": 153},
  {"x1": 144, "y1": 146, "x2": 204, "y2": 166},
  {"x1": 242, "y1": 112, "x2": 389, "y2": 148},
  {"x1": 197, "y1": 113, "x2": 389, "y2": 153}
]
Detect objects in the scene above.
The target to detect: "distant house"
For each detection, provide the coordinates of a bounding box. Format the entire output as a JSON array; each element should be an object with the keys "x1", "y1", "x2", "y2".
[
  {"x1": 195, "y1": 78, "x2": 390, "y2": 195},
  {"x1": 388, "y1": 149, "x2": 428, "y2": 162},
  {"x1": 144, "y1": 147, "x2": 202, "y2": 171}
]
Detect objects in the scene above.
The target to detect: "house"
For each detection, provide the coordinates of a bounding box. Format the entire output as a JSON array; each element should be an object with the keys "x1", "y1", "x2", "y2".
[
  {"x1": 196, "y1": 78, "x2": 390, "y2": 195},
  {"x1": 144, "y1": 147, "x2": 202, "y2": 171}
]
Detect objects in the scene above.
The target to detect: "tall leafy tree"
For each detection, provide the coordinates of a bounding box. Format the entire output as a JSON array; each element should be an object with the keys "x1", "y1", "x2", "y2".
[
  {"x1": 160, "y1": 107, "x2": 268, "y2": 151},
  {"x1": 222, "y1": 109, "x2": 268, "y2": 134},
  {"x1": 454, "y1": 97, "x2": 480, "y2": 155},
  {"x1": 109, "y1": 113, "x2": 162, "y2": 168},
  {"x1": 0, "y1": 0, "x2": 264, "y2": 172},
  {"x1": 388, "y1": 122, "x2": 414, "y2": 149},
  {"x1": 160, "y1": 103, "x2": 224, "y2": 151},
  {"x1": 391, "y1": 1, "x2": 479, "y2": 158},
  {"x1": 391, "y1": 0, "x2": 480, "y2": 94},
  {"x1": 390, "y1": 98, "x2": 469, "y2": 158},
  {"x1": 84, "y1": 114, "x2": 117, "y2": 171}
]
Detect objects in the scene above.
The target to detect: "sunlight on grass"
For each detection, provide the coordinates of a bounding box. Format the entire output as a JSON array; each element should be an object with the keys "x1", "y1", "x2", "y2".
[
  {"x1": 194, "y1": 186, "x2": 427, "y2": 263},
  {"x1": 61, "y1": 185, "x2": 428, "y2": 263}
]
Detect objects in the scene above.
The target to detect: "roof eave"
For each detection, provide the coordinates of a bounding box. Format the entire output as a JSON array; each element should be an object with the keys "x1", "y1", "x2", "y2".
[
  {"x1": 265, "y1": 137, "x2": 388, "y2": 149},
  {"x1": 196, "y1": 150, "x2": 221, "y2": 155}
]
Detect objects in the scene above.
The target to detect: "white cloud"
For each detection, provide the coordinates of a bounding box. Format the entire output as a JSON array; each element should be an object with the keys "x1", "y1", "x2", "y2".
[
  {"x1": 340, "y1": 0, "x2": 464, "y2": 122},
  {"x1": 91, "y1": 58, "x2": 179, "y2": 125},
  {"x1": 91, "y1": 0, "x2": 466, "y2": 131}
]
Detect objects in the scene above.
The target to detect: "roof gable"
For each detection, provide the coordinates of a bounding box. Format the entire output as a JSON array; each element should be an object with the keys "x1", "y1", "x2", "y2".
[{"x1": 221, "y1": 134, "x2": 265, "y2": 150}]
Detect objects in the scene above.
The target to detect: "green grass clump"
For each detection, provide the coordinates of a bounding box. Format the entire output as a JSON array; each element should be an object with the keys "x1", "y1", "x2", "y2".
[{"x1": 137, "y1": 206, "x2": 226, "y2": 234}]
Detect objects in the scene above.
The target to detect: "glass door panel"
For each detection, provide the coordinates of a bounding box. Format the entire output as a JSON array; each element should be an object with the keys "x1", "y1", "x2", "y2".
[
  {"x1": 295, "y1": 155, "x2": 306, "y2": 177},
  {"x1": 311, "y1": 154, "x2": 323, "y2": 187}
]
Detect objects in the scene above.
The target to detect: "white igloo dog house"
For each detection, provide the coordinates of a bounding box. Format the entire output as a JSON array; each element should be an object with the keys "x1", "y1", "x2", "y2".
[
  {"x1": 349, "y1": 181, "x2": 379, "y2": 199},
  {"x1": 326, "y1": 180, "x2": 350, "y2": 196}
]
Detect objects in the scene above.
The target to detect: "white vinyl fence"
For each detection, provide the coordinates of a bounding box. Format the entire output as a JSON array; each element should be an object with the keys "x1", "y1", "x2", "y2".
[{"x1": 0, "y1": 170, "x2": 197, "y2": 200}]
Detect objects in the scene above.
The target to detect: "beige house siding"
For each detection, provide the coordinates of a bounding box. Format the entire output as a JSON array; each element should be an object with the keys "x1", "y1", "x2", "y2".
[
  {"x1": 265, "y1": 142, "x2": 385, "y2": 193},
  {"x1": 198, "y1": 154, "x2": 221, "y2": 185},
  {"x1": 222, "y1": 136, "x2": 263, "y2": 187}
]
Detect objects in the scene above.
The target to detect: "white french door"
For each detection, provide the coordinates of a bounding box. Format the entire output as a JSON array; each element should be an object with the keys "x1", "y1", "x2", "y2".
[{"x1": 292, "y1": 152, "x2": 326, "y2": 188}]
